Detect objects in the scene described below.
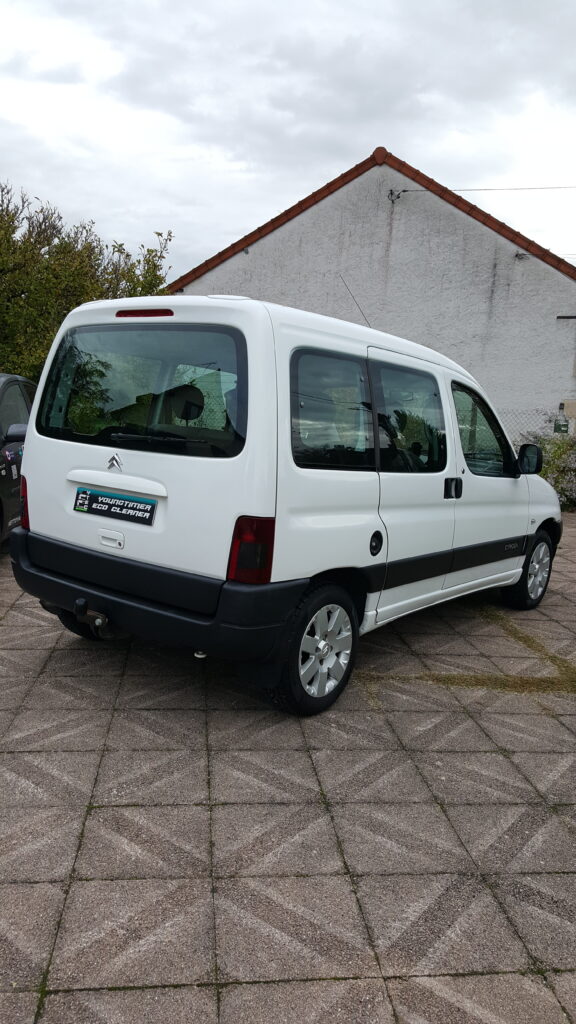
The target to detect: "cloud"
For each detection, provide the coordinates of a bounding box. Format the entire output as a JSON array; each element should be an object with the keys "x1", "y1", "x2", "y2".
[{"x1": 2, "y1": 0, "x2": 576, "y2": 282}]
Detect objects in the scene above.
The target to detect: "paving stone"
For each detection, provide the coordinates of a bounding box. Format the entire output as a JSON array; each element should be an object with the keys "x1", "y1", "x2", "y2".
[
  {"x1": 531, "y1": 634, "x2": 576, "y2": 658},
  {"x1": 125, "y1": 645, "x2": 204, "y2": 676},
  {"x1": 332, "y1": 803, "x2": 473, "y2": 874},
  {"x1": 94, "y1": 750, "x2": 209, "y2": 804},
  {"x1": 0, "y1": 677, "x2": 35, "y2": 709},
  {"x1": 22, "y1": 675, "x2": 120, "y2": 709},
  {"x1": 2, "y1": 600, "x2": 59, "y2": 628},
  {"x1": 446, "y1": 804, "x2": 576, "y2": 871},
  {"x1": 387, "y1": 712, "x2": 495, "y2": 750},
  {"x1": 205, "y1": 681, "x2": 277, "y2": 710},
  {"x1": 365, "y1": 679, "x2": 461, "y2": 712},
  {"x1": 215, "y1": 876, "x2": 379, "y2": 981},
  {"x1": 476, "y1": 713, "x2": 576, "y2": 751},
  {"x1": 207, "y1": 710, "x2": 305, "y2": 749},
  {"x1": 357, "y1": 874, "x2": 529, "y2": 976},
  {"x1": 453, "y1": 687, "x2": 545, "y2": 714},
  {"x1": 542, "y1": 604, "x2": 576, "y2": 622},
  {"x1": 511, "y1": 753, "x2": 576, "y2": 803},
  {"x1": 54, "y1": 631, "x2": 129, "y2": 650},
  {"x1": 0, "y1": 712, "x2": 14, "y2": 739},
  {"x1": 0, "y1": 882, "x2": 64, "y2": 989},
  {"x1": 468, "y1": 636, "x2": 539, "y2": 658},
  {"x1": 559, "y1": 715, "x2": 576, "y2": 736},
  {"x1": 211, "y1": 750, "x2": 321, "y2": 803},
  {"x1": 0, "y1": 807, "x2": 84, "y2": 881},
  {"x1": 0, "y1": 751, "x2": 100, "y2": 806},
  {"x1": 451, "y1": 618, "x2": 514, "y2": 636},
  {"x1": 414, "y1": 753, "x2": 542, "y2": 803},
  {"x1": 0, "y1": 710, "x2": 111, "y2": 750},
  {"x1": 388, "y1": 973, "x2": 568, "y2": 1023},
  {"x1": 356, "y1": 631, "x2": 411, "y2": 653},
  {"x1": 212, "y1": 803, "x2": 343, "y2": 876},
  {"x1": 394, "y1": 613, "x2": 454, "y2": 635},
  {"x1": 523, "y1": 621, "x2": 576, "y2": 641},
  {"x1": 0, "y1": 624, "x2": 61, "y2": 649},
  {"x1": 40, "y1": 647, "x2": 126, "y2": 677},
  {"x1": 547, "y1": 973, "x2": 576, "y2": 1019},
  {"x1": 49, "y1": 879, "x2": 214, "y2": 986},
  {"x1": 489, "y1": 658, "x2": 558, "y2": 677},
  {"x1": 324, "y1": 677, "x2": 375, "y2": 710},
  {"x1": 356, "y1": 647, "x2": 427, "y2": 676},
  {"x1": 536, "y1": 693, "x2": 576, "y2": 714},
  {"x1": 492, "y1": 873, "x2": 576, "y2": 969},
  {"x1": 41, "y1": 987, "x2": 218, "y2": 1024},
  {"x1": 220, "y1": 980, "x2": 394, "y2": 1023},
  {"x1": 107, "y1": 709, "x2": 206, "y2": 749},
  {"x1": 401, "y1": 635, "x2": 476, "y2": 656},
  {"x1": 76, "y1": 805, "x2": 211, "y2": 878},
  {"x1": 312, "y1": 750, "x2": 433, "y2": 802},
  {"x1": 421, "y1": 655, "x2": 503, "y2": 676},
  {"x1": 116, "y1": 676, "x2": 206, "y2": 709},
  {"x1": 0, "y1": 992, "x2": 38, "y2": 1024},
  {"x1": 302, "y1": 709, "x2": 400, "y2": 749},
  {"x1": 0, "y1": 650, "x2": 48, "y2": 678}
]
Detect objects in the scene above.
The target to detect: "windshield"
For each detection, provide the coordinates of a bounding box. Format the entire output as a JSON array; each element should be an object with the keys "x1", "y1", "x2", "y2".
[{"x1": 37, "y1": 323, "x2": 248, "y2": 457}]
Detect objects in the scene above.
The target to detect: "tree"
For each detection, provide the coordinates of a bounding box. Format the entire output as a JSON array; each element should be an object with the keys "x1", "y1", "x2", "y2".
[{"x1": 0, "y1": 184, "x2": 172, "y2": 380}]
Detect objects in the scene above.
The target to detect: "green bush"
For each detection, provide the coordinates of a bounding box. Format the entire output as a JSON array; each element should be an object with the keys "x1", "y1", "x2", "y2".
[
  {"x1": 537, "y1": 435, "x2": 576, "y2": 510},
  {"x1": 0, "y1": 183, "x2": 172, "y2": 381}
]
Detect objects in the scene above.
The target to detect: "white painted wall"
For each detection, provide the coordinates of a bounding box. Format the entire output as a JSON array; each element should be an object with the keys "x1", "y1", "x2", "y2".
[{"x1": 181, "y1": 163, "x2": 576, "y2": 440}]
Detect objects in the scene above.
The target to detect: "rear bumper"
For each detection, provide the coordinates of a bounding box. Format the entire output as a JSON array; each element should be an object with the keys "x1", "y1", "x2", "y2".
[{"x1": 10, "y1": 528, "x2": 309, "y2": 660}]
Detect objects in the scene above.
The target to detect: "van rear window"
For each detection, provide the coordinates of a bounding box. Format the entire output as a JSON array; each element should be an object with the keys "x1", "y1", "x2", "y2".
[{"x1": 37, "y1": 324, "x2": 247, "y2": 458}]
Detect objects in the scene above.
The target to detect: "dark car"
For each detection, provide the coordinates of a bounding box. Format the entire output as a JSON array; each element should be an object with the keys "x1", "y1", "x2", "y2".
[{"x1": 0, "y1": 374, "x2": 36, "y2": 542}]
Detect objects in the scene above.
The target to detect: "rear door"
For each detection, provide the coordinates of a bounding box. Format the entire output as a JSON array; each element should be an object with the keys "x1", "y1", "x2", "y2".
[
  {"x1": 27, "y1": 306, "x2": 276, "y2": 580},
  {"x1": 368, "y1": 349, "x2": 457, "y2": 621},
  {"x1": 444, "y1": 379, "x2": 529, "y2": 588}
]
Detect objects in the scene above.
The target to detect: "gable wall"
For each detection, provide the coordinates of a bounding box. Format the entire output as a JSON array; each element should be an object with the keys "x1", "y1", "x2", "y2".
[{"x1": 182, "y1": 164, "x2": 576, "y2": 438}]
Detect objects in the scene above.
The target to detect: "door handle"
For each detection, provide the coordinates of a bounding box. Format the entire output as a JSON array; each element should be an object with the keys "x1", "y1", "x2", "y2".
[{"x1": 444, "y1": 477, "x2": 463, "y2": 499}]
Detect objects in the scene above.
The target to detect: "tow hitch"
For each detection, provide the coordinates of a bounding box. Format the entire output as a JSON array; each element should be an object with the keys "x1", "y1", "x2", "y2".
[{"x1": 72, "y1": 598, "x2": 116, "y2": 639}]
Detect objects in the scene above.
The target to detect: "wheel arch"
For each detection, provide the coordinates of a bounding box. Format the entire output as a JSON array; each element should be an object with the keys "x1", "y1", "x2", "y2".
[
  {"x1": 536, "y1": 518, "x2": 562, "y2": 555},
  {"x1": 309, "y1": 568, "x2": 369, "y2": 625}
]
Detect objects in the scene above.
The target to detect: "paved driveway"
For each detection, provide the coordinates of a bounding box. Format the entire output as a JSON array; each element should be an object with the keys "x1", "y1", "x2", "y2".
[{"x1": 0, "y1": 516, "x2": 575, "y2": 1023}]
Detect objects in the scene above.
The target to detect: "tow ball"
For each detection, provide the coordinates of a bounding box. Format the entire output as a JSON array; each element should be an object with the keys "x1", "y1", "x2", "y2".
[{"x1": 73, "y1": 598, "x2": 116, "y2": 639}]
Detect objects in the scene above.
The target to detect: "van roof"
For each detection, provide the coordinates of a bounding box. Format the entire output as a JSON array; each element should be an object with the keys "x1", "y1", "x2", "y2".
[{"x1": 65, "y1": 295, "x2": 477, "y2": 383}]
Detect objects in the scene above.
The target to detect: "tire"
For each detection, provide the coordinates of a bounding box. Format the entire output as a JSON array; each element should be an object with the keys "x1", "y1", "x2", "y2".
[
  {"x1": 269, "y1": 584, "x2": 359, "y2": 716},
  {"x1": 56, "y1": 608, "x2": 102, "y2": 641},
  {"x1": 500, "y1": 530, "x2": 553, "y2": 610}
]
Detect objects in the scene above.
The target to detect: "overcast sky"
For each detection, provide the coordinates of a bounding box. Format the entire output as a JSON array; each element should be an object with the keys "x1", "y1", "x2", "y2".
[{"x1": 2, "y1": 0, "x2": 576, "y2": 285}]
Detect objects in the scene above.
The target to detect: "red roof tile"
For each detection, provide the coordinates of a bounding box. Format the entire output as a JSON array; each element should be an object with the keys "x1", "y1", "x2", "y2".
[{"x1": 167, "y1": 146, "x2": 576, "y2": 292}]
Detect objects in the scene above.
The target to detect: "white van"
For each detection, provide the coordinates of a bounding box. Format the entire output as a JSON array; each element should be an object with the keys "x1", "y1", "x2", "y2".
[{"x1": 10, "y1": 296, "x2": 562, "y2": 713}]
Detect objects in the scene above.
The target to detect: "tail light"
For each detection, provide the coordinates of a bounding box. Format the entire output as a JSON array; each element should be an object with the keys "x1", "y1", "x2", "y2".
[
  {"x1": 20, "y1": 475, "x2": 30, "y2": 530},
  {"x1": 115, "y1": 309, "x2": 174, "y2": 317},
  {"x1": 227, "y1": 516, "x2": 275, "y2": 584}
]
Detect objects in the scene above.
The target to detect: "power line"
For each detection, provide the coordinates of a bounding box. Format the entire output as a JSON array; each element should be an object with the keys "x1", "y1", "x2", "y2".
[{"x1": 402, "y1": 185, "x2": 576, "y2": 193}]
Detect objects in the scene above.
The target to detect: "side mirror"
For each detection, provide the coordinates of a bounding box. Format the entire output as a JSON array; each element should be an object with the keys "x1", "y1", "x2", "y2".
[
  {"x1": 4, "y1": 423, "x2": 27, "y2": 444},
  {"x1": 517, "y1": 442, "x2": 543, "y2": 475}
]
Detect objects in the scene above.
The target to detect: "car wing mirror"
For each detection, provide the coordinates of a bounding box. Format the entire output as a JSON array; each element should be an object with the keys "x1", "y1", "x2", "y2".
[
  {"x1": 4, "y1": 423, "x2": 27, "y2": 444},
  {"x1": 517, "y1": 442, "x2": 543, "y2": 475}
]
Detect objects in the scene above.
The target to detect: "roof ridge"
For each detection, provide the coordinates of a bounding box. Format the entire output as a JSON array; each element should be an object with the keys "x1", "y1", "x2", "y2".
[{"x1": 167, "y1": 147, "x2": 576, "y2": 292}]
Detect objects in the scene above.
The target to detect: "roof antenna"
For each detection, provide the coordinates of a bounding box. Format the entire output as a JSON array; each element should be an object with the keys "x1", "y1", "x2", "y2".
[{"x1": 339, "y1": 274, "x2": 371, "y2": 328}]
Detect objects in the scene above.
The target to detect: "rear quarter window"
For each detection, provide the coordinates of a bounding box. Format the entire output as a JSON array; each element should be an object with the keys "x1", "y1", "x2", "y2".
[{"x1": 290, "y1": 349, "x2": 374, "y2": 469}]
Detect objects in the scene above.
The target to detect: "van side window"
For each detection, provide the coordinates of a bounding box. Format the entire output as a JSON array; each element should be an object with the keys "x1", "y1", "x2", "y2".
[
  {"x1": 452, "y1": 383, "x2": 515, "y2": 477},
  {"x1": 370, "y1": 363, "x2": 447, "y2": 473},
  {"x1": 291, "y1": 351, "x2": 374, "y2": 469}
]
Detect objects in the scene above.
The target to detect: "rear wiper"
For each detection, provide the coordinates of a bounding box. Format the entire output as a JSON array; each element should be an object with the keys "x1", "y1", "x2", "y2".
[{"x1": 110, "y1": 432, "x2": 186, "y2": 447}]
